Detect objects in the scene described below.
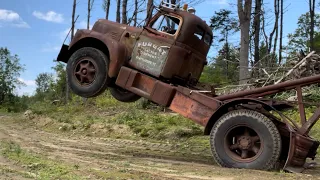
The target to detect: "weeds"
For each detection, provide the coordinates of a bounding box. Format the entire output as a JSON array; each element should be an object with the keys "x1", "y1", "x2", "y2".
[
  {"x1": 111, "y1": 110, "x2": 203, "y2": 140},
  {"x1": 0, "y1": 141, "x2": 82, "y2": 180}
]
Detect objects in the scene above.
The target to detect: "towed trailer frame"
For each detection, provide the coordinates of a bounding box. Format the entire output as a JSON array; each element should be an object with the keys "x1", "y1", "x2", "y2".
[{"x1": 116, "y1": 66, "x2": 320, "y2": 173}]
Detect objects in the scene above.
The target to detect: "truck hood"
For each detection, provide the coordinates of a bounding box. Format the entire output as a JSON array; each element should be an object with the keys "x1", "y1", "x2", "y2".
[{"x1": 92, "y1": 19, "x2": 141, "y2": 41}]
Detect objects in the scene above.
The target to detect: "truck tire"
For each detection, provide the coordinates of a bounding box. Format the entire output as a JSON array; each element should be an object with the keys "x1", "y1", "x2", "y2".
[
  {"x1": 67, "y1": 47, "x2": 109, "y2": 98},
  {"x1": 210, "y1": 109, "x2": 281, "y2": 170},
  {"x1": 110, "y1": 86, "x2": 141, "y2": 102}
]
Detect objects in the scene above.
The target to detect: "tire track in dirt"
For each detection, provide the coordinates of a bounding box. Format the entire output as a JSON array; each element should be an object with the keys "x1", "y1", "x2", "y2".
[
  {"x1": 0, "y1": 120, "x2": 319, "y2": 180},
  {"x1": 0, "y1": 122, "x2": 227, "y2": 180}
]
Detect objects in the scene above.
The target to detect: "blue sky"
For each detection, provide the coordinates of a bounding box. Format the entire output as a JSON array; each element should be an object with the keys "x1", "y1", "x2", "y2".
[{"x1": 0, "y1": 0, "x2": 312, "y2": 95}]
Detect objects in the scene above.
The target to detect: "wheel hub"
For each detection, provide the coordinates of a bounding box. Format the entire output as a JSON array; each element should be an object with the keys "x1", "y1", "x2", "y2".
[
  {"x1": 74, "y1": 58, "x2": 97, "y2": 86},
  {"x1": 238, "y1": 136, "x2": 252, "y2": 150},
  {"x1": 82, "y1": 69, "x2": 87, "y2": 75},
  {"x1": 225, "y1": 126, "x2": 263, "y2": 161}
]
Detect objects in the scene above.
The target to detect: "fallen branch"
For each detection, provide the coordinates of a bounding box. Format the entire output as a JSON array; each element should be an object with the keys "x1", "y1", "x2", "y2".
[{"x1": 275, "y1": 51, "x2": 316, "y2": 84}]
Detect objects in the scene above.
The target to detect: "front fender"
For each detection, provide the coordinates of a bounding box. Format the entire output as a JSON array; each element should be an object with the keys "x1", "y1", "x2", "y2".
[{"x1": 58, "y1": 29, "x2": 127, "y2": 78}]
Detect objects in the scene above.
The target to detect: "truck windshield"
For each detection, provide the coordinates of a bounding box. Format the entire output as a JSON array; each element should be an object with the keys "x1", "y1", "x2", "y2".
[{"x1": 151, "y1": 14, "x2": 180, "y2": 35}]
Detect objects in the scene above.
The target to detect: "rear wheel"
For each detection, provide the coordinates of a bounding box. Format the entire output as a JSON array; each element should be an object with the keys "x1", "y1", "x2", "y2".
[
  {"x1": 67, "y1": 47, "x2": 109, "y2": 98},
  {"x1": 110, "y1": 86, "x2": 141, "y2": 102},
  {"x1": 210, "y1": 109, "x2": 281, "y2": 170}
]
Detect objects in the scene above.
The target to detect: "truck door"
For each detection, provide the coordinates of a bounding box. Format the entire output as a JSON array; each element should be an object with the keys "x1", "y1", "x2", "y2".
[{"x1": 129, "y1": 14, "x2": 181, "y2": 77}]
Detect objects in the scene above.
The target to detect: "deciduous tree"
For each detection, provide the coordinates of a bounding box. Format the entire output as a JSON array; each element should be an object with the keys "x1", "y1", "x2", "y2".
[
  {"x1": 122, "y1": 0, "x2": 128, "y2": 24},
  {"x1": 116, "y1": 0, "x2": 121, "y2": 23},
  {"x1": 87, "y1": 0, "x2": 95, "y2": 29},
  {"x1": 210, "y1": 9, "x2": 238, "y2": 77},
  {"x1": 237, "y1": 0, "x2": 252, "y2": 84},
  {"x1": 253, "y1": 0, "x2": 262, "y2": 75},
  {"x1": 102, "y1": 0, "x2": 110, "y2": 20},
  {"x1": 0, "y1": 47, "x2": 24, "y2": 105}
]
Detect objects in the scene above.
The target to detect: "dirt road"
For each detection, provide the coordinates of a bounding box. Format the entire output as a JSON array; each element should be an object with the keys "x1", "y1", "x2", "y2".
[{"x1": 0, "y1": 115, "x2": 319, "y2": 180}]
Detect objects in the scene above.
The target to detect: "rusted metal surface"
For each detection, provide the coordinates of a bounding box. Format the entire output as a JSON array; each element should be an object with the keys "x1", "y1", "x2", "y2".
[
  {"x1": 115, "y1": 66, "x2": 176, "y2": 106},
  {"x1": 284, "y1": 132, "x2": 319, "y2": 173},
  {"x1": 116, "y1": 67, "x2": 155, "y2": 97},
  {"x1": 176, "y1": 86, "x2": 221, "y2": 110},
  {"x1": 74, "y1": 58, "x2": 97, "y2": 86},
  {"x1": 115, "y1": 63, "x2": 320, "y2": 172},
  {"x1": 225, "y1": 126, "x2": 262, "y2": 162},
  {"x1": 216, "y1": 74, "x2": 320, "y2": 101},
  {"x1": 296, "y1": 86, "x2": 307, "y2": 125},
  {"x1": 129, "y1": 36, "x2": 171, "y2": 77},
  {"x1": 169, "y1": 92, "x2": 214, "y2": 126},
  {"x1": 150, "y1": 81, "x2": 176, "y2": 106},
  {"x1": 148, "y1": 6, "x2": 213, "y2": 56},
  {"x1": 56, "y1": 29, "x2": 128, "y2": 78},
  {"x1": 57, "y1": 3, "x2": 213, "y2": 86}
]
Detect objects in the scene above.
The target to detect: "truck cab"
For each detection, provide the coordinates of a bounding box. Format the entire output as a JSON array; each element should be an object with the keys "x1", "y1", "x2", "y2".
[
  {"x1": 56, "y1": 1, "x2": 213, "y2": 101},
  {"x1": 128, "y1": 4, "x2": 213, "y2": 86}
]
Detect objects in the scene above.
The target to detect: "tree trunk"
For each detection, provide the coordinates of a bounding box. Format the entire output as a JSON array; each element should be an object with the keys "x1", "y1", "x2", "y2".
[
  {"x1": 237, "y1": 0, "x2": 252, "y2": 84},
  {"x1": 253, "y1": 0, "x2": 262, "y2": 77},
  {"x1": 87, "y1": 0, "x2": 94, "y2": 29},
  {"x1": 268, "y1": 0, "x2": 279, "y2": 54},
  {"x1": 309, "y1": 0, "x2": 315, "y2": 51},
  {"x1": 273, "y1": 10, "x2": 279, "y2": 56},
  {"x1": 67, "y1": 0, "x2": 77, "y2": 103},
  {"x1": 262, "y1": 6, "x2": 268, "y2": 53},
  {"x1": 146, "y1": 0, "x2": 153, "y2": 25},
  {"x1": 279, "y1": 0, "x2": 284, "y2": 64},
  {"x1": 71, "y1": 0, "x2": 76, "y2": 40},
  {"x1": 104, "y1": 0, "x2": 110, "y2": 20},
  {"x1": 133, "y1": 0, "x2": 138, "y2": 26},
  {"x1": 116, "y1": 0, "x2": 121, "y2": 23},
  {"x1": 122, "y1": 0, "x2": 127, "y2": 24}
]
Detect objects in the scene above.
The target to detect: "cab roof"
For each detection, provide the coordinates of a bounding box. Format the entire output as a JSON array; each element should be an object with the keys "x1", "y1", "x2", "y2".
[
  {"x1": 158, "y1": 6, "x2": 213, "y2": 37},
  {"x1": 156, "y1": 6, "x2": 213, "y2": 56}
]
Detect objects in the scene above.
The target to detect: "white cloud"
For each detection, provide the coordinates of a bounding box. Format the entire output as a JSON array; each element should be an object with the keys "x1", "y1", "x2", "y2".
[
  {"x1": 18, "y1": 78, "x2": 36, "y2": 86},
  {"x1": 32, "y1": 11, "x2": 64, "y2": 23},
  {"x1": 0, "y1": 9, "x2": 30, "y2": 28}
]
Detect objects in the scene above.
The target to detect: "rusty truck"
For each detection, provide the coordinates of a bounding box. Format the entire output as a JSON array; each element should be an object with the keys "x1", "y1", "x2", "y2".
[{"x1": 56, "y1": 1, "x2": 320, "y2": 173}]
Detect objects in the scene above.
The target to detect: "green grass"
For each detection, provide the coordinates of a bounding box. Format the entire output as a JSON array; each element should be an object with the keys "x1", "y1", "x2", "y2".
[
  {"x1": 0, "y1": 141, "x2": 83, "y2": 180},
  {"x1": 25, "y1": 89, "x2": 320, "y2": 156},
  {"x1": 106, "y1": 109, "x2": 203, "y2": 140},
  {"x1": 28, "y1": 91, "x2": 204, "y2": 142}
]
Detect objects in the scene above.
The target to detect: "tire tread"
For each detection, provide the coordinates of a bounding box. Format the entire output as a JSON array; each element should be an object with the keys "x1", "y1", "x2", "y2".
[{"x1": 210, "y1": 109, "x2": 281, "y2": 170}]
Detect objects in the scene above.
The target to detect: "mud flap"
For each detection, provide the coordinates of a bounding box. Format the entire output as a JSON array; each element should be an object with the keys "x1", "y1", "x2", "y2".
[
  {"x1": 283, "y1": 132, "x2": 319, "y2": 173},
  {"x1": 56, "y1": 44, "x2": 70, "y2": 63}
]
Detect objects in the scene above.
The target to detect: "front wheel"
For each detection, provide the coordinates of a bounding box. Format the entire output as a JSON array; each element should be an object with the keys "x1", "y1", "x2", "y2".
[
  {"x1": 210, "y1": 109, "x2": 281, "y2": 170},
  {"x1": 67, "y1": 47, "x2": 109, "y2": 98}
]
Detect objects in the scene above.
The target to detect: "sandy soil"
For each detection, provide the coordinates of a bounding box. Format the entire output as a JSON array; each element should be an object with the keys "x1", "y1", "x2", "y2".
[{"x1": 0, "y1": 115, "x2": 319, "y2": 180}]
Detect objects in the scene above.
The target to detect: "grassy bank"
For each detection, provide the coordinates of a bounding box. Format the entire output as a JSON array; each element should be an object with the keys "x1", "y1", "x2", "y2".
[
  {"x1": 16, "y1": 91, "x2": 320, "y2": 156},
  {"x1": 0, "y1": 141, "x2": 83, "y2": 180}
]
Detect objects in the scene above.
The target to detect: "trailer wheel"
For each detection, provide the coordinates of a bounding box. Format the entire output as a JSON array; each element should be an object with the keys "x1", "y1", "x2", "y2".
[
  {"x1": 67, "y1": 47, "x2": 109, "y2": 98},
  {"x1": 110, "y1": 86, "x2": 141, "y2": 102},
  {"x1": 210, "y1": 109, "x2": 281, "y2": 170}
]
